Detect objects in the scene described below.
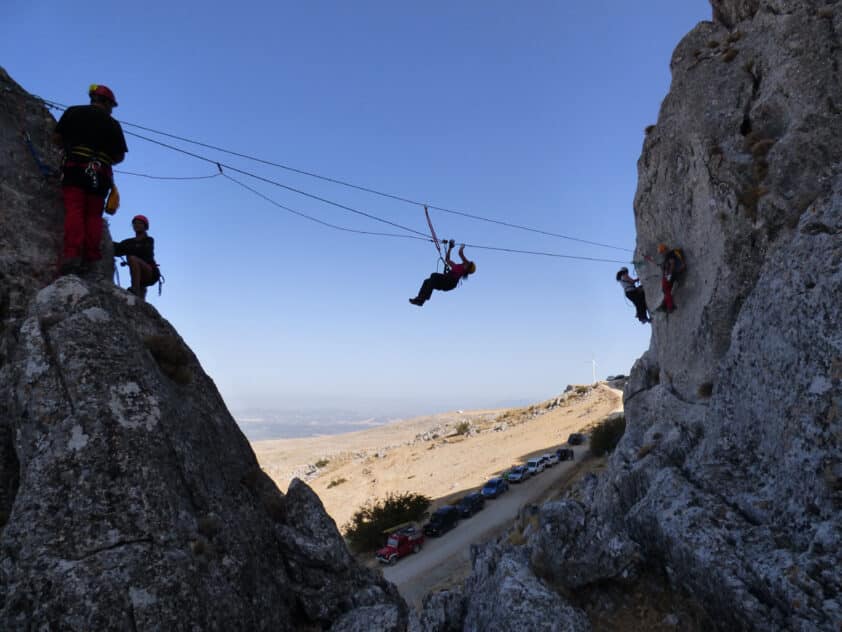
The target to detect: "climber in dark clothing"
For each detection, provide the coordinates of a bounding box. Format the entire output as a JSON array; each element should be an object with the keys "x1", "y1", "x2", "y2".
[
  {"x1": 657, "y1": 243, "x2": 685, "y2": 313},
  {"x1": 53, "y1": 84, "x2": 128, "y2": 275},
  {"x1": 616, "y1": 267, "x2": 650, "y2": 323},
  {"x1": 409, "y1": 242, "x2": 476, "y2": 306},
  {"x1": 113, "y1": 215, "x2": 159, "y2": 300}
]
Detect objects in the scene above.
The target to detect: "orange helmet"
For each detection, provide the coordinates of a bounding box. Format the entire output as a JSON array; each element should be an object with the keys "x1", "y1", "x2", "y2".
[
  {"x1": 132, "y1": 214, "x2": 149, "y2": 229},
  {"x1": 657, "y1": 243, "x2": 668, "y2": 254},
  {"x1": 89, "y1": 84, "x2": 118, "y2": 106}
]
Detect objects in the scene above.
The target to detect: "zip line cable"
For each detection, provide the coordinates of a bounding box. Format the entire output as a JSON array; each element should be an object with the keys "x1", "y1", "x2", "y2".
[
  {"x1": 221, "y1": 173, "x2": 429, "y2": 242},
  {"x1": 115, "y1": 169, "x2": 221, "y2": 181},
  {"x1": 121, "y1": 129, "x2": 430, "y2": 238},
  {"x1": 460, "y1": 243, "x2": 629, "y2": 264},
  {"x1": 39, "y1": 97, "x2": 632, "y2": 252},
  {"x1": 223, "y1": 172, "x2": 631, "y2": 264}
]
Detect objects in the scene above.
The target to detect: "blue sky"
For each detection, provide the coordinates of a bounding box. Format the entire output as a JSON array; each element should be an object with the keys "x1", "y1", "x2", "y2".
[{"x1": 4, "y1": 1, "x2": 709, "y2": 421}]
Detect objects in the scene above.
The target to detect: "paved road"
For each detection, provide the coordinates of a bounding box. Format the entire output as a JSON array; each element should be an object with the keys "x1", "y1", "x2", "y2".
[{"x1": 382, "y1": 446, "x2": 587, "y2": 608}]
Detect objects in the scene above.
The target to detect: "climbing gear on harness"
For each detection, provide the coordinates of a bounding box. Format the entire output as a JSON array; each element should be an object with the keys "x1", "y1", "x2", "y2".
[
  {"x1": 89, "y1": 84, "x2": 117, "y2": 106},
  {"x1": 85, "y1": 160, "x2": 101, "y2": 191}
]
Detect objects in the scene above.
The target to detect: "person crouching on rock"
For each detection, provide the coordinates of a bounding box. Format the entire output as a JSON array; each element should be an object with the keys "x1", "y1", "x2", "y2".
[
  {"x1": 616, "y1": 267, "x2": 650, "y2": 323},
  {"x1": 409, "y1": 242, "x2": 476, "y2": 306},
  {"x1": 113, "y1": 215, "x2": 159, "y2": 299}
]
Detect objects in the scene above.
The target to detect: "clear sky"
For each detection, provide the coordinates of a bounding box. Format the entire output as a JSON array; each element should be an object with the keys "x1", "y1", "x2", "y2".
[{"x1": 3, "y1": 1, "x2": 709, "y2": 421}]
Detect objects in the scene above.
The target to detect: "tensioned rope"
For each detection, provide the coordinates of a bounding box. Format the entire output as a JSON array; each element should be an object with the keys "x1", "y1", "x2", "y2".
[
  {"x1": 114, "y1": 169, "x2": 221, "y2": 181},
  {"x1": 122, "y1": 129, "x2": 430, "y2": 238},
  {"x1": 221, "y1": 172, "x2": 429, "y2": 241},
  {"x1": 223, "y1": 171, "x2": 631, "y2": 264},
  {"x1": 39, "y1": 97, "x2": 632, "y2": 252}
]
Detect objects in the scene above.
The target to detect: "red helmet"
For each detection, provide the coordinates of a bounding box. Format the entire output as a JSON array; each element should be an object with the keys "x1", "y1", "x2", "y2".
[
  {"x1": 89, "y1": 84, "x2": 118, "y2": 106},
  {"x1": 132, "y1": 215, "x2": 149, "y2": 229}
]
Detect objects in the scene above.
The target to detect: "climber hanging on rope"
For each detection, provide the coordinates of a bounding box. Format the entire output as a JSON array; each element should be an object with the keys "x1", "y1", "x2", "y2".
[
  {"x1": 409, "y1": 240, "x2": 476, "y2": 306},
  {"x1": 616, "y1": 267, "x2": 650, "y2": 324}
]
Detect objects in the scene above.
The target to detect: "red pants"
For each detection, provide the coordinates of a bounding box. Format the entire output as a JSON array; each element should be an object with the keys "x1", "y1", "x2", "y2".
[
  {"x1": 661, "y1": 277, "x2": 675, "y2": 311},
  {"x1": 62, "y1": 186, "x2": 105, "y2": 261}
]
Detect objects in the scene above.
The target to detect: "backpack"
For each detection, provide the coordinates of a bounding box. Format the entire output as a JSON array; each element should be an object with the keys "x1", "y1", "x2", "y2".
[{"x1": 664, "y1": 248, "x2": 687, "y2": 280}]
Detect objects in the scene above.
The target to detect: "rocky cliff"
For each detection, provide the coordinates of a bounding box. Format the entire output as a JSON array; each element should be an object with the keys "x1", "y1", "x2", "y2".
[
  {"x1": 414, "y1": 2, "x2": 842, "y2": 631},
  {"x1": 0, "y1": 68, "x2": 406, "y2": 631}
]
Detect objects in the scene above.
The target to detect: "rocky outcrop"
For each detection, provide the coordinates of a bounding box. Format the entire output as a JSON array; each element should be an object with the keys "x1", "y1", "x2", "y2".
[
  {"x1": 0, "y1": 68, "x2": 406, "y2": 630},
  {"x1": 417, "y1": 1, "x2": 842, "y2": 630}
]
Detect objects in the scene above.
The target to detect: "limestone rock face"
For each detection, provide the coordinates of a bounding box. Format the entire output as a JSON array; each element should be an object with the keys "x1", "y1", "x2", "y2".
[
  {"x1": 424, "y1": 545, "x2": 591, "y2": 632},
  {"x1": 418, "y1": 2, "x2": 842, "y2": 630},
  {"x1": 0, "y1": 69, "x2": 405, "y2": 631}
]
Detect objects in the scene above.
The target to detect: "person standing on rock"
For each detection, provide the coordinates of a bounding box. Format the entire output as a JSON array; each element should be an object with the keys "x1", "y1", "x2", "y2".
[
  {"x1": 616, "y1": 267, "x2": 650, "y2": 323},
  {"x1": 113, "y1": 215, "x2": 159, "y2": 300},
  {"x1": 409, "y1": 241, "x2": 476, "y2": 306},
  {"x1": 53, "y1": 84, "x2": 128, "y2": 276}
]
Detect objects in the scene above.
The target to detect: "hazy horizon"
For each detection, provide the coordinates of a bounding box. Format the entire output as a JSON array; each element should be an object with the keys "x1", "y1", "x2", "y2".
[{"x1": 234, "y1": 393, "x2": 542, "y2": 441}]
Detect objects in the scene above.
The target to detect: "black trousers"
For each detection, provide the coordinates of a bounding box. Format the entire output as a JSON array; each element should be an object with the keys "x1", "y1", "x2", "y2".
[
  {"x1": 625, "y1": 287, "x2": 649, "y2": 322},
  {"x1": 416, "y1": 273, "x2": 458, "y2": 304}
]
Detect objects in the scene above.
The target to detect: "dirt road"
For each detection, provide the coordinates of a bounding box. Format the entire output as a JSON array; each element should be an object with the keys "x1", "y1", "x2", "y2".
[{"x1": 382, "y1": 446, "x2": 588, "y2": 608}]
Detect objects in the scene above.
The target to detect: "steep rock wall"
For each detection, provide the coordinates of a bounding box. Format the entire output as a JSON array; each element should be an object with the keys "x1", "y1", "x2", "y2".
[
  {"x1": 415, "y1": 2, "x2": 842, "y2": 630},
  {"x1": 0, "y1": 69, "x2": 406, "y2": 631}
]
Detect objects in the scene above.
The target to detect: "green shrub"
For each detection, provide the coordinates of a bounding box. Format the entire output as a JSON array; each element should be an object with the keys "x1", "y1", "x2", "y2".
[
  {"x1": 454, "y1": 421, "x2": 470, "y2": 436},
  {"x1": 590, "y1": 414, "x2": 626, "y2": 456},
  {"x1": 575, "y1": 385, "x2": 589, "y2": 394},
  {"x1": 342, "y1": 492, "x2": 431, "y2": 553}
]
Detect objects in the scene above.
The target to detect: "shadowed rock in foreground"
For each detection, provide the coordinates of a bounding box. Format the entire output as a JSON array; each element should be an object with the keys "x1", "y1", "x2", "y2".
[{"x1": 0, "y1": 68, "x2": 406, "y2": 631}]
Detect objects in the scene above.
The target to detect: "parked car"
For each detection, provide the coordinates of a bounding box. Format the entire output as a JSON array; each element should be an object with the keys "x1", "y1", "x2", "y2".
[
  {"x1": 458, "y1": 492, "x2": 486, "y2": 517},
  {"x1": 376, "y1": 526, "x2": 424, "y2": 564},
  {"x1": 526, "y1": 457, "x2": 545, "y2": 476},
  {"x1": 556, "y1": 448, "x2": 575, "y2": 461},
  {"x1": 568, "y1": 433, "x2": 586, "y2": 445},
  {"x1": 543, "y1": 452, "x2": 560, "y2": 466},
  {"x1": 481, "y1": 477, "x2": 509, "y2": 498},
  {"x1": 423, "y1": 506, "x2": 461, "y2": 536},
  {"x1": 507, "y1": 465, "x2": 530, "y2": 484}
]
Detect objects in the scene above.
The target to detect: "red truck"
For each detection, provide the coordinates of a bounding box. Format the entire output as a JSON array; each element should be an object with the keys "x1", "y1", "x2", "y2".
[{"x1": 376, "y1": 526, "x2": 425, "y2": 564}]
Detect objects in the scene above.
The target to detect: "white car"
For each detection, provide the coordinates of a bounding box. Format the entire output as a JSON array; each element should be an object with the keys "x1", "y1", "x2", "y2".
[
  {"x1": 526, "y1": 458, "x2": 545, "y2": 475},
  {"x1": 542, "y1": 452, "x2": 560, "y2": 466}
]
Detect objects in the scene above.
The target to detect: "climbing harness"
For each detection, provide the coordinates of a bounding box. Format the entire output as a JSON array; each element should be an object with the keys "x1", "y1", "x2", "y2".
[{"x1": 118, "y1": 256, "x2": 165, "y2": 296}]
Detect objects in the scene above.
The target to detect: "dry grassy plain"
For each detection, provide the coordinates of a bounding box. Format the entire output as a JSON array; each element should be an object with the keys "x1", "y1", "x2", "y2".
[{"x1": 253, "y1": 384, "x2": 622, "y2": 529}]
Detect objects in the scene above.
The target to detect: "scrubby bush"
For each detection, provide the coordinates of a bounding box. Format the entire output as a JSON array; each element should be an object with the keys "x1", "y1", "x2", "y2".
[
  {"x1": 590, "y1": 414, "x2": 626, "y2": 456},
  {"x1": 342, "y1": 492, "x2": 431, "y2": 553},
  {"x1": 314, "y1": 458, "x2": 329, "y2": 468},
  {"x1": 327, "y1": 478, "x2": 346, "y2": 489},
  {"x1": 454, "y1": 421, "x2": 470, "y2": 436},
  {"x1": 575, "y1": 385, "x2": 589, "y2": 394}
]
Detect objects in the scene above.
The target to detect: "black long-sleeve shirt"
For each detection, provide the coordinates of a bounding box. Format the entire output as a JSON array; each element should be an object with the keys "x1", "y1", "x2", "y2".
[{"x1": 113, "y1": 236, "x2": 155, "y2": 266}]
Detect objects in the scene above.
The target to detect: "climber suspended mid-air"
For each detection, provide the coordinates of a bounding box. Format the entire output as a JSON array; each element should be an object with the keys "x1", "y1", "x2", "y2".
[
  {"x1": 615, "y1": 266, "x2": 650, "y2": 324},
  {"x1": 409, "y1": 206, "x2": 476, "y2": 306}
]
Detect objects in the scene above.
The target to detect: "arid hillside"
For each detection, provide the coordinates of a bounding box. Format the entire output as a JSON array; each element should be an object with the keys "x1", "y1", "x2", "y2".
[{"x1": 253, "y1": 384, "x2": 621, "y2": 529}]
